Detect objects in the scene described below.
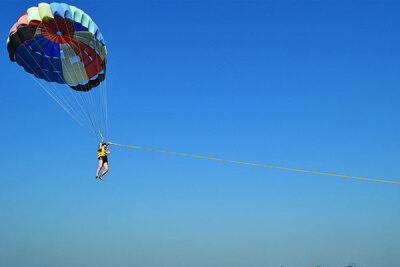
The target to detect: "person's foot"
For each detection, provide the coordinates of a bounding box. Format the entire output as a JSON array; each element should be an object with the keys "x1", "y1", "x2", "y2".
[
  {"x1": 96, "y1": 176, "x2": 98, "y2": 179},
  {"x1": 99, "y1": 176, "x2": 104, "y2": 181}
]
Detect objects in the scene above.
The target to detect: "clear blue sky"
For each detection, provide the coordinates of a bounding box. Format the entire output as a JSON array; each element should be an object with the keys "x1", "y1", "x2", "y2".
[{"x1": 1, "y1": 1, "x2": 400, "y2": 266}]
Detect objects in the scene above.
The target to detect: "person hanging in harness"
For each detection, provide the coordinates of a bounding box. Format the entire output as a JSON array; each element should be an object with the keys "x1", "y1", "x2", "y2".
[{"x1": 96, "y1": 143, "x2": 110, "y2": 180}]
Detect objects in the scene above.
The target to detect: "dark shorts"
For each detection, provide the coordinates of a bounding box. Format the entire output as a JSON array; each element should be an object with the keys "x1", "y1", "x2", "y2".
[{"x1": 98, "y1": 156, "x2": 108, "y2": 163}]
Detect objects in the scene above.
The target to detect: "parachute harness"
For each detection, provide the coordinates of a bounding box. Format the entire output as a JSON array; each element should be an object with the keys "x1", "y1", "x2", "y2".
[{"x1": 108, "y1": 142, "x2": 400, "y2": 185}]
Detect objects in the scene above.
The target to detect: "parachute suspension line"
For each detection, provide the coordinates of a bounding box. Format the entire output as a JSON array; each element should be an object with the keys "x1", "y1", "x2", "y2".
[
  {"x1": 33, "y1": 40, "x2": 89, "y2": 125},
  {"x1": 99, "y1": 130, "x2": 105, "y2": 143},
  {"x1": 98, "y1": 68, "x2": 108, "y2": 143},
  {"x1": 103, "y1": 77, "x2": 109, "y2": 143},
  {"x1": 18, "y1": 46, "x2": 84, "y2": 124},
  {"x1": 62, "y1": 17, "x2": 107, "y2": 143},
  {"x1": 21, "y1": 33, "x2": 87, "y2": 126},
  {"x1": 99, "y1": 48, "x2": 108, "y2": 143},
  {"x1": 59, "y1": 19, "x2": 104, "y2": 142},
  {"x1": 28, "y1": 74, "x2": 96, "y2": 138},
  {"x1": 16, "y1": 52, "x2": 96, "y2": 137},
  {"x1": 20, "y1": 36, "x2": 101, "y2": 141},
  {"x1": 16, "y1": 46, "x2": 94, "y2": 135},
  {"x1": 108, "y1": 142, "x2": 400, "y2": 185}
]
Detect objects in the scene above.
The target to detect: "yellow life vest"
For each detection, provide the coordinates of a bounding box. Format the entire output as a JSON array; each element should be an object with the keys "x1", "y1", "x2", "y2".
[{"x1": 97, "y1": 147, "x2": 107, "y2": 157}]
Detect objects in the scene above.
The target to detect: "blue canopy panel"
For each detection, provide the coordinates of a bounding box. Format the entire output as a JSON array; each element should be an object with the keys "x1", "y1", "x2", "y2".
[
  {"x1": 73, "y1": 22, "x2": 88, "y2": 32},
  {"x1": 15, "y1": 37, "x2": 65, "y2": 84}
]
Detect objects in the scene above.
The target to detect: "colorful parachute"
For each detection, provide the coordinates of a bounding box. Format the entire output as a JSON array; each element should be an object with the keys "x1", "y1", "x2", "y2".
[{"x1": 7, "y1": 3, "x2": 109, "y2": 142}]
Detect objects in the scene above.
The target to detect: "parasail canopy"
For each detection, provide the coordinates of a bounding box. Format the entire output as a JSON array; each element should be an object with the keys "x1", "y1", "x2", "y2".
[{"x1": 7, "y1": 2, "x2": 109, "y2": 142}]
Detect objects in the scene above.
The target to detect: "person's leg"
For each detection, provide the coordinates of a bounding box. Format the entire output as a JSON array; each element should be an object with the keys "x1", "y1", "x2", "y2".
[
  {"x1": 96, "y1": 158, "x2": 104, "y2": 178},
  {"x1": 99, "y1": 162, "x2": 109, "y2": 179}
]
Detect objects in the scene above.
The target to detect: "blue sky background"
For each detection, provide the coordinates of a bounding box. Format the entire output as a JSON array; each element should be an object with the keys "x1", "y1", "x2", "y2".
[{"x1": 1, "y1": 1, "x2": 400, "y2": 266}]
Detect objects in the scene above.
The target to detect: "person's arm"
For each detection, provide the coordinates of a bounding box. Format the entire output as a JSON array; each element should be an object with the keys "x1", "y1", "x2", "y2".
[{"x1": 106, "y1": 148, "x2": 111, "y2": 154}]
